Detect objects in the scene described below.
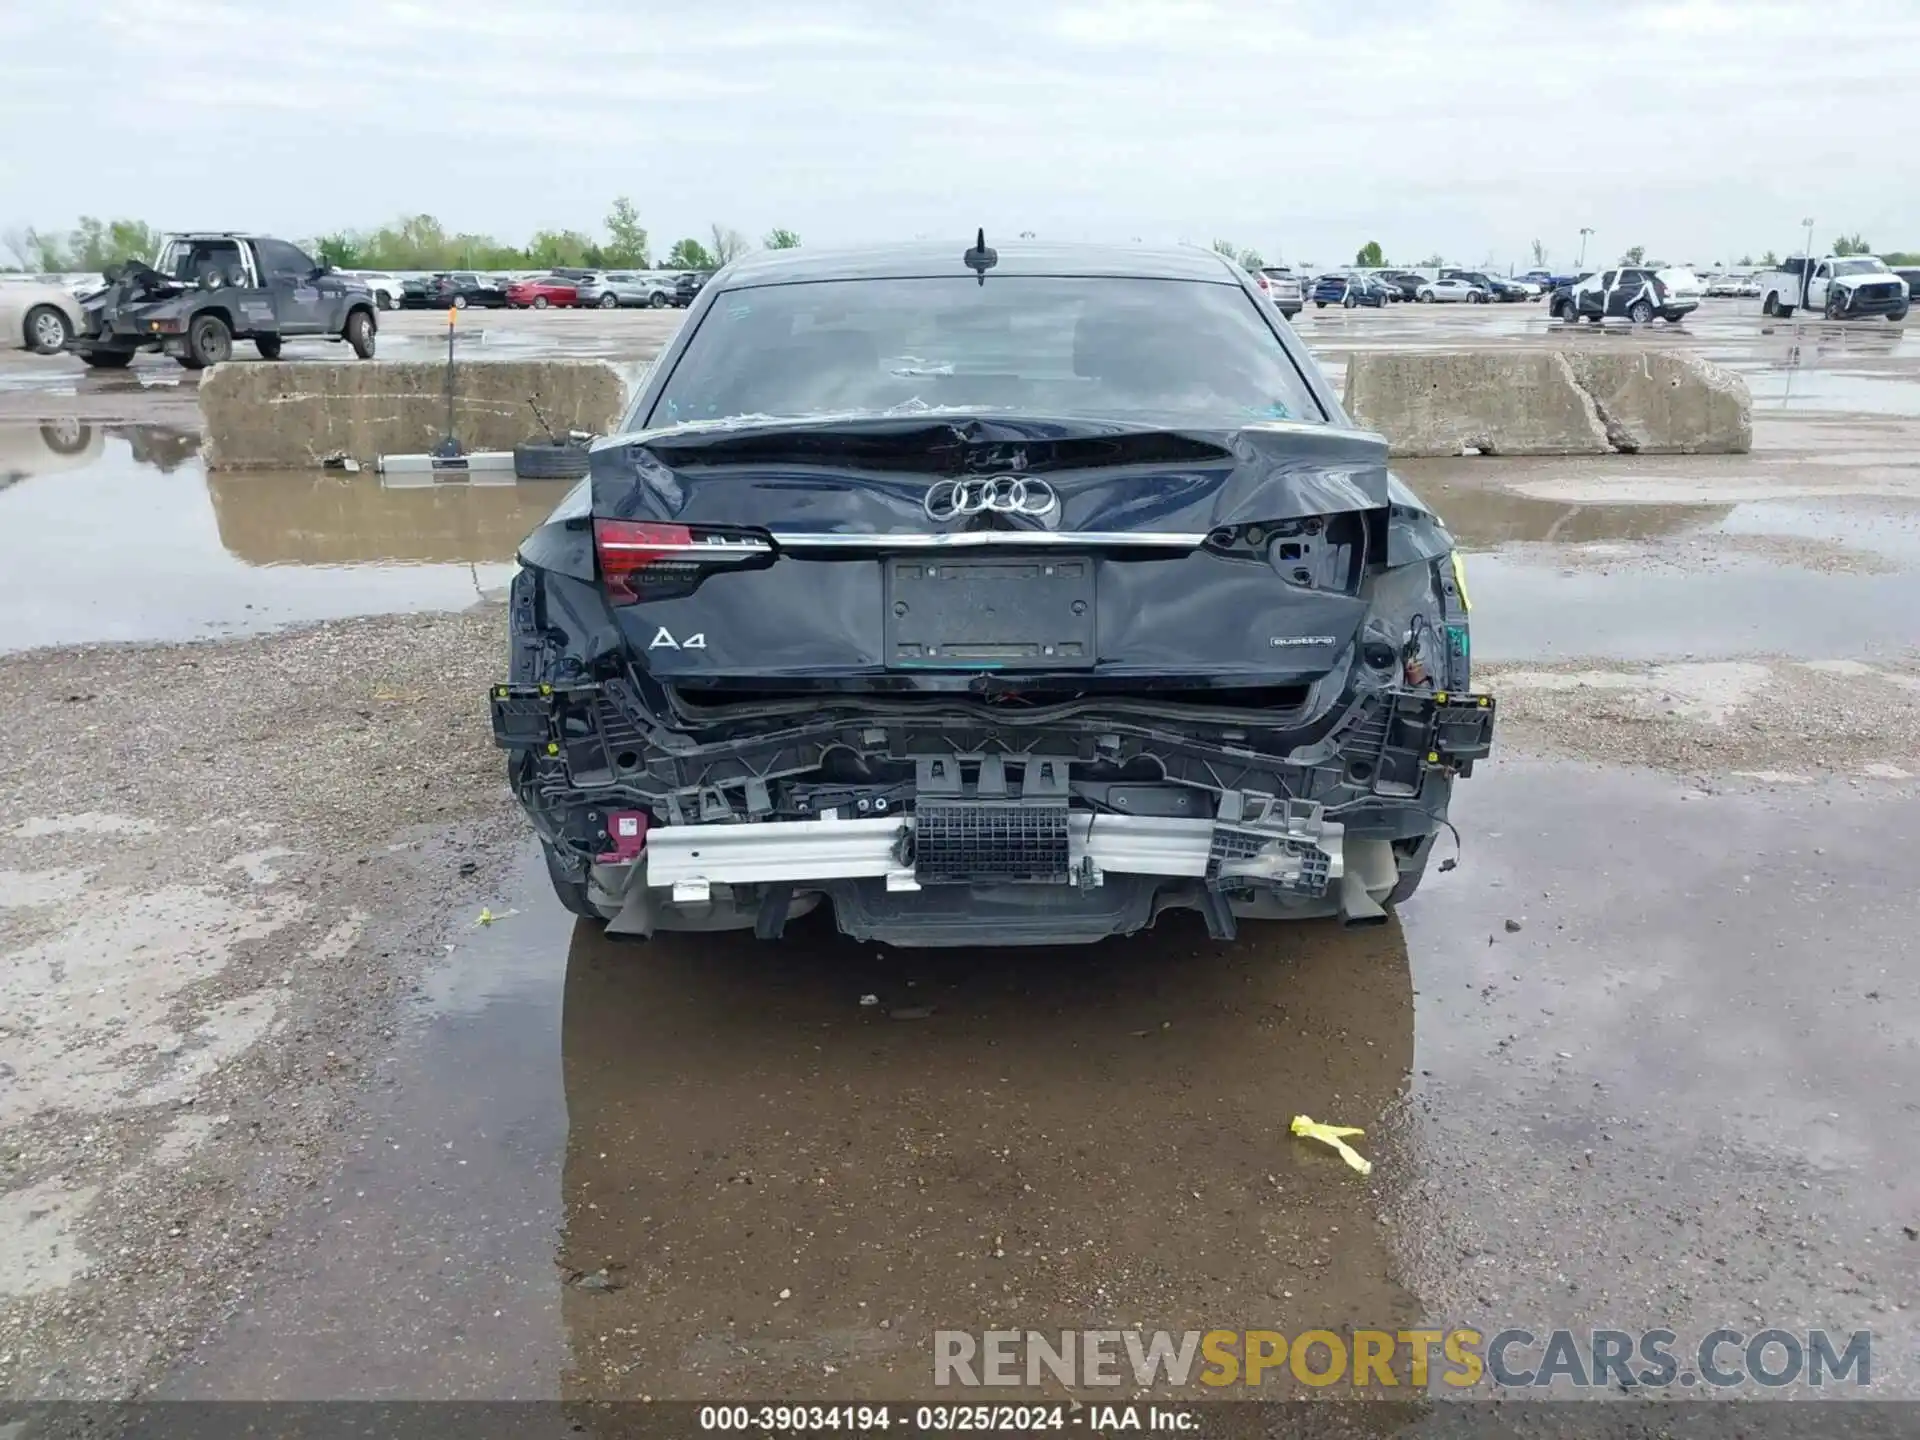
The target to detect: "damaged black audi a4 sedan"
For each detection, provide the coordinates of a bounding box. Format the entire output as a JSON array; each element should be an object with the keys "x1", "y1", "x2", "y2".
[{"x1": 491, "y1": 237, "x2": 1494, "y2": 946}]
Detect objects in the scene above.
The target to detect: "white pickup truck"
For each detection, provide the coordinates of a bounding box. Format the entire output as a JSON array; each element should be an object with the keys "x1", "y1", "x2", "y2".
[{"x1": 1759, "y1": 255, "x2": 1909, "y2": 321}]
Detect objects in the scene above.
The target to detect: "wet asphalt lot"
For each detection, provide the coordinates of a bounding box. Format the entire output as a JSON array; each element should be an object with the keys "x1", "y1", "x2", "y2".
[{"x1": 2, "y1": 299, "x2": 1918, "y2": 1423}]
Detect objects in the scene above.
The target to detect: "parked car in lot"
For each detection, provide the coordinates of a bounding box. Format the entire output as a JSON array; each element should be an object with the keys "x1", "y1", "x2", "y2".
[
  {"x1": 1561, "y1": 267, "x2": 1701, "y2": 324},
  {"x1": 1519, "y1": 268, "x2": 1556, "y2": 289},
  {"x1": 349, "y1": 271, "x2": 405, "y2": 310},
  {"x1": 65, "y1": 232, "x2": 379, "y2": 369},
  {"x1": 1443, "y1": 269, "x2": 1528, "y2": 302},
  {"x1": 672, "y1": 271, "x2": 712, "y2": 306},
  {"x1": 578, "y1": 271, "x2": 675, "y2": 309},
  {"x1": 1546, "y1": 274, "x2": 1595, "y2": 319},
  {"x1": 1374, "y1": 271, "x2": 1426, "y2": 301},
  {"x1": 1255, "y1": 266, "x2": 1303, "y2": 318},
  {"x1": 1896, "y1": 269, "x2": 1920, "y2": 304},
  {"x1": 1416, "y1": 277, "x2": 1485, "y2": 303},
  {"x1": 1759, "y1": 255, "x2": 1908, "y2": 321},
  {"x1": 507, "y1": 275, "x2": 581, "y2": 309},
  {"x1": 432, "y1": 272, "x2": 510, "y2": 309},
  {"x1": 491, "y1": 240, "x2": 1494, "y2": 945},
  {"x1": 1312, "y1": 273, "x2": 1387, "y2": 309},
  {"x1": 0, "y1": 280, "x2": 85, "y2": 355}
]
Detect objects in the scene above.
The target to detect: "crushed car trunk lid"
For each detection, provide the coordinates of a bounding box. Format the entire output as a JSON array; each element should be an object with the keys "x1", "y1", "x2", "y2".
[{"x1": 586, "y1": 415, "x2": 1394, "y2": 691}]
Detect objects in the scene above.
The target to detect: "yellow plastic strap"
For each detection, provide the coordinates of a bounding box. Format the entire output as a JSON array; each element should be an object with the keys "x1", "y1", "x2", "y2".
[
  {"x1": 1450, "y1": 551, "x2": 1473, "y2": 613},
  {"x1": 1290, "y1": 1114, "x2": 1373, "y2": 1175}
]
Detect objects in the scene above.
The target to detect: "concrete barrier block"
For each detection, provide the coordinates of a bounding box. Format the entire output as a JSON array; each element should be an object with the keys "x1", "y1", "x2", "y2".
[
  {"x1": 1558, "y1": 351, "x2": 1752, "y2": 454},
  {"x1": 200, "y1": 360, "x2": 628, "y2": 469},
  {"x1": 1344, "y1": 352, "x2": 1610, "y2": 457},
  {"x1": 1343, "y1": 348, "x2": 1752, "y2": 458}
]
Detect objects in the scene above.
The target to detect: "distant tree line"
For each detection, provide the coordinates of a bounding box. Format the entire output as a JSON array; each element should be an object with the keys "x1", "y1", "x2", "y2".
[
  {"x1": 0, "y1": 201, "x2": 801, "y2": 273},
  {"x1": 4, "y1": 213, "x2": 1913, "y2": 275},
  {"x1": 1, "y1": 217, "x2": 165, "y2": 272}
]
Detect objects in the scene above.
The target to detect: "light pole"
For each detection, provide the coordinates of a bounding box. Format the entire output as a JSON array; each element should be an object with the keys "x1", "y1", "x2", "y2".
[
  {"x1": 1801, "y1": 216, "x2": 1815, "y2": 257},
  {"x1": 1578, "y1": 228, "x2": 1594, "y2": 267}
]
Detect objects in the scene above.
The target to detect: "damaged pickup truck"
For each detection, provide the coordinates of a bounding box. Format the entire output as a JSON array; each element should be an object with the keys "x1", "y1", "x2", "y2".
[
  {"x1": 68, "y1": 232, "x2": 378, "y2": 369},
  {"x1": 492, "y1": 239, "x2": 1494, "y2": 947}
]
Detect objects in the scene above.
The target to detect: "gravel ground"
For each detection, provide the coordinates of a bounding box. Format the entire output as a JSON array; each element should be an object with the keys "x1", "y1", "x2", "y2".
[
  {"x1": 4, "y1": 605, "x2": 1917, "y2": 1401},
  {"x1": 1478, "y1": 655, "x2": 1920, "y2": 779},
  {"x1": 1501, "y1": 533, "x2": 1899, "y2": 577},
  {"x1": 0, "y1": 607, "x2": 514, "y2": 1397}
]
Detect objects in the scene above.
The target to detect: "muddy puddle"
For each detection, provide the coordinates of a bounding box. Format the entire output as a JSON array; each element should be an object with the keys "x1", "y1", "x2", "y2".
[
  {"x1": 171, "y1": 838, "x2": 1422, "y2": 1401},
  {"x1": 0, "y1": 422, "x2": 571, "y2": 652},
  {"x1": 1436, "y1": 483, "x2": 1920, "y2": 660},
  {"x1": 1468, "y1": 551, "x2": 1920, "y2": 660},
  {"x1": 161, "y1": 766, "x2": 1920, "y2": 1401}
]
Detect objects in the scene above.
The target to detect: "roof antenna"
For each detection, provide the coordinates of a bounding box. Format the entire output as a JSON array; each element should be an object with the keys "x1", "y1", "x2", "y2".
[{"x1": 963, "y1": 227, "x2": 997, "y2": 285}]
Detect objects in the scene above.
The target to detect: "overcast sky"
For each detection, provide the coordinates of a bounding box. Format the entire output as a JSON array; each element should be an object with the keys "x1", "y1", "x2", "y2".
[{"x1": 4, "y1": 0, "x2": 1917, "y2": 270}]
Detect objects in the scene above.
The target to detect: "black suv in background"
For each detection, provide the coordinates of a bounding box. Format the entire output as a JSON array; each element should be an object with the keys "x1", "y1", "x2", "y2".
[
  {"x1": 432, "y1": 272, "x2": 510, "y2": 309},
  {"x1": 673, "y1": 271, "x2": 713, "y2": 307},
  {"x1": 1375, "y1": 271, "x2": 1426, "y2": 301}
]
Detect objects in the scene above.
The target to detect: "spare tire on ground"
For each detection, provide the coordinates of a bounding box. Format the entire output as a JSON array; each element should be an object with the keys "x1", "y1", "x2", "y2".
[{"x1": 514, "y1": 437, "x2": 592, "y2": 479}]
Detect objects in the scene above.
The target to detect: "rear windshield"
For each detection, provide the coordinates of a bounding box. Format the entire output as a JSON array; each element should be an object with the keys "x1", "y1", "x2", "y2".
[{"x1": 646, "y1": 276, "x2": 1324, "y2": 428}]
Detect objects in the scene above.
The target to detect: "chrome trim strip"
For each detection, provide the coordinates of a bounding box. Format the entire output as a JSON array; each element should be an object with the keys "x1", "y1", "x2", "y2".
[
  {"x1": 598, "y1": 539, "x2": 774, "y2": 560},
  {"x1": 767, "y1": 530, "x2": 1206, "y2": 550}
]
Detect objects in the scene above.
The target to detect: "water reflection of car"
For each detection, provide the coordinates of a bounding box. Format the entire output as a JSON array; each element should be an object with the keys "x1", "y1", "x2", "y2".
[
  {"x1": 0, "y1": 421, "x2": 106, "y2": 491},
  {"x1": 112, "y1": 423, "x2": 202, "y2": 472},
  {"x1": 0, "y1": 281, "x2": 85, "y2": 354},
  {"x1": 555, "y1": 904, "x2": 1414, "y2": 1399}
]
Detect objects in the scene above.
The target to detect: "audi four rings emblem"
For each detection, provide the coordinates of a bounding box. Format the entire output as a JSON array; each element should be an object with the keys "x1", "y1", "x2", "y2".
[{"x1": 923, "y1": 476, "x2": 1058, "y2": 521}]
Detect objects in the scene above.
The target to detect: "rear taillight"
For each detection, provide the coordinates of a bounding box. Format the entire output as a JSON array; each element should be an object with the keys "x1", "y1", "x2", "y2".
[
  {"x1": 593, "y1": 518, "x2": 773, "y2": 604},
  {"x1": 1256, "y1": 274, "x2": 1270, "y2": 291}
]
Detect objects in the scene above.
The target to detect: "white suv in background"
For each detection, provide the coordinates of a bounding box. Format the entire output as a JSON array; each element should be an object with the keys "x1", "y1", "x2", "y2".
[
  {"x1": 350, "y1": 272, "x2": 404, "y2": 311},
  {"x1": 1255, "y1": 266, "x2": 1303, "y2": 319}
]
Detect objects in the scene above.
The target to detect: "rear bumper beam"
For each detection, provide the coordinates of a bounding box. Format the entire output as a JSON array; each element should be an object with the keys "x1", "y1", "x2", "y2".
[{"x1": 641, "y1": 809, "x2": 1345, "y2": 904}]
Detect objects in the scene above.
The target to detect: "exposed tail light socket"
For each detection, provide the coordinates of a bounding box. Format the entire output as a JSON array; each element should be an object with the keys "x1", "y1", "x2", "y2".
[{"x1": 595, "y1": 810, "x2": 649, "y2": 864}]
